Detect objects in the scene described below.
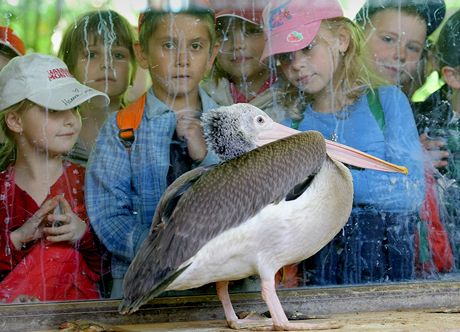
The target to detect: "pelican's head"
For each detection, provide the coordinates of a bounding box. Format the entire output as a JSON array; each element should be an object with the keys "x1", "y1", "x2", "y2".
[
  {"x1": 202, "y1": 103, "x2": 408, "y2": 174},
  {"x1": 202, "y1": 103, "x2": 294, "y2": 161}
]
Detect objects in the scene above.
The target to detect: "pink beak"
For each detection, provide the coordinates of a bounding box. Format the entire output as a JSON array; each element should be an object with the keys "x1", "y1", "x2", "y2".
[{"x1": 256, "y1": 122, "x2": 408, "y2": 175}]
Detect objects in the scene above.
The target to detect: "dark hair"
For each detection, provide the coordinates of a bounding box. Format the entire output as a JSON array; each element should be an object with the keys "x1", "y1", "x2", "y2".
[
  {"x1": 437, "y1": 9, "x2": 460, "y2": 68},
  {"x1": 210, "y1": 16, "x2": 263, "y2": 82},
  {"x1": 58, "y1": 10, "x2": 136, "y2": 75},
  {"x1": 138, "y1": 8, "x2": 216, "y2": 54},
  {"x1": 355, "y1": 0, "x2": 446, "y2": 36},
  {"x1": 0, "y1": 44, "x2": 19, "y2": 61}
]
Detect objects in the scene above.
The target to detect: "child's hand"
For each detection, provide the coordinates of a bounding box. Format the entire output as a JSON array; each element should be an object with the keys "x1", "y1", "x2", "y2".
[
  {"x1": 9, "y1": 197, "x2": 60, "y2": 250},
  {"x1": 43, "y1": 196, "x2": 87, "y2": 244},
  {"x1": 175, "y1": 109, "x2": 207, "y2": 162},
  {"x1": 420, "y1": 133, "x2": 449, "y2": 169}
]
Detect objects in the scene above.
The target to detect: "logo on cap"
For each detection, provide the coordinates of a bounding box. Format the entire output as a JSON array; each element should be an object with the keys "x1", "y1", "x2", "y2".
[
  {"x1": 48, "y1": 68, "x2": 72, "y2": 81},
  {"x1": 287, "y1": 31, "x2": 303, "y2": 43},
  {"x1": 269, "y1": 0, "x2": 292, "y2": 30}
]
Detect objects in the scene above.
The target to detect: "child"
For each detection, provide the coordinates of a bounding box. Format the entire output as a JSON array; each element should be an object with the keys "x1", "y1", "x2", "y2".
[
  {"x1": 58, "y1": 10, "x2": 137, "y2": 164},
  {"x1": 0, "y1": 53, "x2": 110, "y2": 303},
  {"x1": 85, "y1": 2, "x2": 220, "y2": 297},
  {"x1": 415, "y1": 9, "x2": 460, "y2": 270},
  {"x1": 202, "y1": 5, "x2": 286, "y2": 122},
  {"x1": 262, "y1": 0, "x2": 425, "y2": 284},
  {"x1": 0, "y1": 26, "x2": 25, "y2": 70},
  {"x1": 356, "y1": 0, "x2": 449, "y2": 171},
  {"x1": 355, "y1": 1, "x2": 453, "y2": 275},
  {"x1": 355, "y1": 0, "x2": 446, "y2": 98}
]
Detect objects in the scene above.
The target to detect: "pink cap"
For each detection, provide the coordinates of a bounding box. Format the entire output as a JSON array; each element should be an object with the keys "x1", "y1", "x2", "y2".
[
  {"x1": 216, "y1": 8, "x2": 263, "y2": 25},
  {"x1": 261, "y1": 0, "x2": 343, "y2": 60},
  {"x1": 0, "y1": 26, "x2": 26, "y2": 56}
]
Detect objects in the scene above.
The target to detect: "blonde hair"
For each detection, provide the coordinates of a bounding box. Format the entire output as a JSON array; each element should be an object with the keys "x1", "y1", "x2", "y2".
[
  {"x1": 280, "y1": 17, "x2": 385, "y2": 121},
  {"x1": 0, "y1": 100, "x2": 34, "y2": 171}
]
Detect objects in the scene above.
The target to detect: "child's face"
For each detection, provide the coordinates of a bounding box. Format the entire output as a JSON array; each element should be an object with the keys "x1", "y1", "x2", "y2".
[
  {"x1": 74, "y1": 36, "x2": 132, "y2": 102},
  {"x1": 216, "y1": 18, "x2": 266, "y2": 81},
  {"x1": 17, "y1": 105, "x2": 81, "y2": 156},
  {"x1": 363, "y1": 9, "x2": 426, "y2": 87},
  {"x1": 278, "y1": 26, "x2": 345, "y2": 95},
  {"x1": 136, "y1": 13, "x2": 218, "y2": 101}
]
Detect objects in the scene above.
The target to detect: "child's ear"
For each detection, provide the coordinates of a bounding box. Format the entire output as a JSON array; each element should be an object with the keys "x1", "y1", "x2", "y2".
[
  {"x1": 134, "y1": 41, "x2": 150, "y2": 70},
  {"x1": 5, "y1": 111, "x2": 23, "y2": 134},
  {"x1": 206, "y1": 42, "x2": 220, "y2": 72},
  {"x1": 442, "y1": 66, "x2": 460, "y2": 90},
  {"x1": 337, "y1": 27, "x2": 351, "y2": 54}
]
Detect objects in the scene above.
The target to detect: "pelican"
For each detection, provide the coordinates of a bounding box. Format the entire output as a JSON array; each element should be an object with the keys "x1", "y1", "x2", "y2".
[{"x1": 119, "y1": 104, "x2": 407, "y2": 330}]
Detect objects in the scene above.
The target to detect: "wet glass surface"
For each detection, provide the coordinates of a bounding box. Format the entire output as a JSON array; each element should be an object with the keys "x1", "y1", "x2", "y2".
[{"x1": 0, "y1": 0, "x2": 459, "y2": 308}]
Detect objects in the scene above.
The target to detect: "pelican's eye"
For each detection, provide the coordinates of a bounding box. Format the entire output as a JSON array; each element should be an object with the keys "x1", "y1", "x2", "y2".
[{"x1": 256, "y1": 116, "x2": 265, "y2": 124}]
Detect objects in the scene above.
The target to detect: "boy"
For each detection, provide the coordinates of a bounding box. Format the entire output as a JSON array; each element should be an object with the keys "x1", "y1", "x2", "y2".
[{"x1": 85, "y1": 2, "x2": 220, "y2": 298}]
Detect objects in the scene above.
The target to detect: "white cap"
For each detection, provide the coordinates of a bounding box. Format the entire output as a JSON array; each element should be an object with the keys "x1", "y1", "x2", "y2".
[{"x1": 0, "y1": 53, "x2": 109, "y2": 111}]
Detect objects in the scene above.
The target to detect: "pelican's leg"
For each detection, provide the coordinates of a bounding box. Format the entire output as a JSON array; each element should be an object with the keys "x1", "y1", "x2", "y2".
[
  {"x1": 260, "y1": 279, "x2": 342, "y2": 330},
  {"x1": 216, "y1": 281, "x2": 271, "y2": 330}
]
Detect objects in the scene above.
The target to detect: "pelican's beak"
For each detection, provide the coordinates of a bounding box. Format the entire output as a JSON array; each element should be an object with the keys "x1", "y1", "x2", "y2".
[{"x1": 255, "y1": 121, "x2": 408, "y2": 175}]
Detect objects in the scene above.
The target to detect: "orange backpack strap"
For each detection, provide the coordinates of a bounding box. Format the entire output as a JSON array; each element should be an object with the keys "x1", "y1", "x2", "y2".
[{"x1": 116, "y1": 94, "x2": 147, "y2": 149}]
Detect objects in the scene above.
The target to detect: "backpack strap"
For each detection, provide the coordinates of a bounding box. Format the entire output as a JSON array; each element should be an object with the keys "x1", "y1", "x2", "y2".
[
  {"x1": 366, "y1": 89, "x2": 385, "y2": 131},
  {"x1": 116, "y1": 94, "x2": 147, "y2": 149}
]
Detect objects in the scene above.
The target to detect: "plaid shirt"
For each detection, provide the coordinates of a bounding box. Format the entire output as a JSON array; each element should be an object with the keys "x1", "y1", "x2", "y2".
[{"x1": 85, "y1": 88, "x2": 219, "y2": 279}]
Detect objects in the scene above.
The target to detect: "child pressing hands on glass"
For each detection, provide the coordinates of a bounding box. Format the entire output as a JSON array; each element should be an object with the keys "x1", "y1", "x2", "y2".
[
  {"x1": 0, "y1": 53, "x2": 110, "y2": 303},
  {"x1": 10, "y1": 195, "x2": 86, "y2": 250}
]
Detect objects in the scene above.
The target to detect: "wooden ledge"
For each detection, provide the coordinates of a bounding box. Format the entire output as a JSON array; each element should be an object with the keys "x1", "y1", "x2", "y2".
[{"x1": 0, "y1": 280, "x2": 459, "y2": 331}]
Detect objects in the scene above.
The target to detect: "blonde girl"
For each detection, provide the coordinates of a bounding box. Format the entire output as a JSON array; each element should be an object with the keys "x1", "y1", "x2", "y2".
[
  {"x1": 0, "y1": 53, "x2": 109, "y2": 302},
  {"x1": 262, "y1": 0, "x2": 425, "y2": 284}
]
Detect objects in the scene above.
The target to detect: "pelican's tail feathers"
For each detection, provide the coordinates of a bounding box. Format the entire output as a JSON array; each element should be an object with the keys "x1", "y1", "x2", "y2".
[{"x1": 118, "y1": 264, "x2": 190, "y2": 315}]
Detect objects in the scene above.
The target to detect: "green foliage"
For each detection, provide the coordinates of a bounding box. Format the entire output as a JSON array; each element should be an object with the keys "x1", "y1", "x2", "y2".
[{"x1": 0, "y1": 0, "x2": 109, "y2": 55}]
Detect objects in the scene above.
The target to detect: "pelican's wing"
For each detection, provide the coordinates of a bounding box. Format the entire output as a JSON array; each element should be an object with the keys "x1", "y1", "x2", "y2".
[{"x1": 150, "y1": 165, "x2": 214, "y2": 233}]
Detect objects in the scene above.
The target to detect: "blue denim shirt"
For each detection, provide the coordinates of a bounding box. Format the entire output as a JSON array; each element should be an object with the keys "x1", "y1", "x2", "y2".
[
  {"x1": 85, "y1": 87, "x2": 219, "y2": 279},
  {"x1": 283, "y1": 86, "x2": 425, "y2": 213}
]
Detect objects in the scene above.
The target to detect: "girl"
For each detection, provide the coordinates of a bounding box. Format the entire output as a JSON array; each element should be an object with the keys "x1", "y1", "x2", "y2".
[
  {"x1": 262, "y1": 0, "x2": 425, "y2": 284},
  {"x1": 202, "y1": 6, "x2": 286, "y2": 122},
  {"x1": 355, "y1": 0, "x2": 445, "y2": 98},
  {"x1": 58, "y1": 10, "x2": 138, "y2": 164},
  {"x1": 356, "y1": 0, "x2": 448, "y2": 169},
  {"x1": 204, "y1": 5, "x2": 294, "y2": 289},
  {"x1": 0, "y1": 53, "x2": 110, "y2": 303},
  {"x1": 356, "y1": 1, "x2": 453, "y2": 275}
]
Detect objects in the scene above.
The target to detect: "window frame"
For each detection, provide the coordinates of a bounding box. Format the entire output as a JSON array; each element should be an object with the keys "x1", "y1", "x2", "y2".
[{"x1": 1, "y1": 280, "x2": 459, "y2": 330}]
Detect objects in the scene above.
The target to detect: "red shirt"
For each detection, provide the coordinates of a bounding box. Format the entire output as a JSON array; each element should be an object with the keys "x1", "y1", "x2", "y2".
[
  {"x1": 0, "y1": 161, "x2": 107, "y2": 280},
  {"x1": 229, "y1": 75, "x2": 277, "y2": 104}
]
